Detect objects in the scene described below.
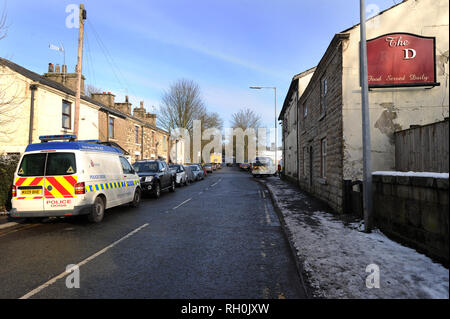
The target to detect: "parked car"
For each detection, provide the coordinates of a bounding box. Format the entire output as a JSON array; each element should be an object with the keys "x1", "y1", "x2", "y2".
[
  {"x1": 183, "y1": 165, "x2": 195, "y2": 184},
  {"x1": 169, "y1": 164, "x2": 187, "y2": 186},
  {"x1": 190, "y1": 164, "x2": 205, "y2": 181},
  {"x1": 10, "y1": 134, "x2": 141, "y2": 223},
  {"x1": 133, "y1": 160, "x2": 175, "y2": 198},
  {"x1": 204, "y1": 163, "x2": 213, "y2": 173}
]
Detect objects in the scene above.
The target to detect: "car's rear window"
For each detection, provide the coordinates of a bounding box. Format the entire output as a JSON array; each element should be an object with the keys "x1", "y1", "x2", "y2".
[
  {"x1": 18, "y1": 153, "x2": 47, "y2": 177},
  {"x1": 17, "y1": 152, "x2": 76, "y2": 177},
  {"x1": 46, "y1": 153, "x2": 77, "y2": 175}
]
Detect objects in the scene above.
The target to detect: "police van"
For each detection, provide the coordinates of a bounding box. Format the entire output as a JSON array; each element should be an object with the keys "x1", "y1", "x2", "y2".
[{"x1": 10, "y1": 135, "x2": 141, "y2": 223}]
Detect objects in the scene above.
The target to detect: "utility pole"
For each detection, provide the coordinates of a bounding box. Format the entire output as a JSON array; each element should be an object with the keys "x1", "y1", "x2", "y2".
[
  {"x1": 360, "y1": 0, "x2": 373, "y2": 232},
  {"x1": 74, "y1": 4, "x2": 86, "y2": 139}
]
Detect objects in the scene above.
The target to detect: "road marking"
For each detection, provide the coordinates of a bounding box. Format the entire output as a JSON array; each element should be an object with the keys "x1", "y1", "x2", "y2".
[
  {"x1": 264, "y1": 200, "x2": 272, "y2": 225},
  {"x1": 210, "y1": 178, "x2": 222, "y2": 187},
  {"x1": 19, "y1": 223, "x2": 149, "y2": 299},
  {"x1": 172, "y1": 198, "x2": 192, "y2": 210}
]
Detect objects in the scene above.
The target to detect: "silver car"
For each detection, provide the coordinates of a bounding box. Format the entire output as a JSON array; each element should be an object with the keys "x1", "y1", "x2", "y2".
[{"x1": 169, "y1": 164, "x2": 187, "y2": 186}]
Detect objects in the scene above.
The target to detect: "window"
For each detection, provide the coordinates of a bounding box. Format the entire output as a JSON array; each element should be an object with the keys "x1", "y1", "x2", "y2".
[
  {"x1": 109, "y1": 117, "x2": 115, "y2": 139},
  {"x1": 18, "y1": 153, "x2": 47, "y2": 177},
  {"x1": 320, "y1": 138, "x2": 327, "y2": 178},
  {"x1": 62, "y1": 100, "x2": 71, "y2": 129},
  {"x1": 135, "y1": 126, "x2": 139, "y2": 144},
  {"x1": 17, "y1": 153, "x2": 76, "y2": 177},
  {"x1": 320, "y1": 77, "x2": 328, "y2": 115},
  {"x1": 120, "y1": 157, "x2": 133, "y2": 174},
  {"x1": 46, "y1": 153, "x2": 76, "y2": 176}
]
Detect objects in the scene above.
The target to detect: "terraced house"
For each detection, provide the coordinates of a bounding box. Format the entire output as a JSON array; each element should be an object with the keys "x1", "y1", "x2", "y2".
[
  {"x1": 279, "y1": 0, "x2": 449, "y2": 213},
  {"x1": 0, "y1": 58, "x2": 170, "y2": 162}
]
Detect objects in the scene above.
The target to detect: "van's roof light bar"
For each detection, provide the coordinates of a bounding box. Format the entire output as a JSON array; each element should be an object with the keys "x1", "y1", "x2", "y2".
[{"x1": 39, "y1": 135, "x2": 77, "y2": 142}]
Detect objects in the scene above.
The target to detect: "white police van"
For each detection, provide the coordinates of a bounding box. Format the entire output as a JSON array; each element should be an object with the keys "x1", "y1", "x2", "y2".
[{"x1": 10, "y1": 135, "x2": 141, "y2": 223}]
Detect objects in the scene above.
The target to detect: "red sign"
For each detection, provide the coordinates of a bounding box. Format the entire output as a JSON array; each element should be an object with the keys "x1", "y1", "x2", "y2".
[{"x1": 367, "y1": 33, "x2": 437, "y2": 88}]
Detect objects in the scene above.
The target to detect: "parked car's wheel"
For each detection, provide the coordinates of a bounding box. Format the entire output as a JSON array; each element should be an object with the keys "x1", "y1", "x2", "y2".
[
  {"x1": 169, "y1": 179, "x2": 176, "y2": 192},
  {"x1": 130, "y1": 188, "x2": 141, "y2": 208},
  {"x1": 153, "y1": 182, "x2": 161, "y2": 199},
  {"x1": 88, "y1": 196, "x2": 105, "y2": 223}
]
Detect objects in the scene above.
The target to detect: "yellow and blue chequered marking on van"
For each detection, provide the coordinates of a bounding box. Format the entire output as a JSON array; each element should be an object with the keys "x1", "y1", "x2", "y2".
[{"x1": 86, "y1": 180, "x2": 140, "y2": 193}]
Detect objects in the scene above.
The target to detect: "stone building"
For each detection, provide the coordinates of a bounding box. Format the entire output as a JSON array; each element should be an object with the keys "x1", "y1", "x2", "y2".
[
  {"x1": 279, "y1": 0, "x2": 449, "y2": 213},
  {"x1": 280, "y1": 67, "x2": 315, "y2": 183},
  {"x1": 92, "y1": 93, "x2": 170, "y2": 163}
]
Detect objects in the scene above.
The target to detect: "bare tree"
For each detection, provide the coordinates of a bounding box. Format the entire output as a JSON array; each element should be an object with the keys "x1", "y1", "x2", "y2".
[
  {"x1": 158, "y1": 79, "x2": 207, "y2": 132},
  {"x1": 85, "y1": 84, "x2": 103, "y2": 97},
  {"x1": 230, "y1": 108, "x2": 262, "y2": 130},
  {"x1": 0, "y1": 6, "x2": 25, "y2": 144},
  {"x1": 230, "y1": 108, "x2": 262, "y2": 162},
  {"x1": 0, "y1": 4, "x2": 7, "y2": 41}
]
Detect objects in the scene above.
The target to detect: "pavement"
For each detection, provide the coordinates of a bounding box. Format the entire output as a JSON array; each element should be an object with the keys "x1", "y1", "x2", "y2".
[
  {"x1": 257, "y1": 175, "x2": 449, "y2": 299},
  {"x1": 0, "y1": 167, "x2": 307, "y2": 299}
]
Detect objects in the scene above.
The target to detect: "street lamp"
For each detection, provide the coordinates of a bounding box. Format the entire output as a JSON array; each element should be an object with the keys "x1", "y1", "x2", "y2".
[{"x1": 249, "y1": 86, "x2": 277, "y2": 166}]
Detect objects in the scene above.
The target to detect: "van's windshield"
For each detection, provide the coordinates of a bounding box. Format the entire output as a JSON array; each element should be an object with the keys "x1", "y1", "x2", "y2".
[{"x1": 18, "y1": 153, "x2": 77, "y2": 177}]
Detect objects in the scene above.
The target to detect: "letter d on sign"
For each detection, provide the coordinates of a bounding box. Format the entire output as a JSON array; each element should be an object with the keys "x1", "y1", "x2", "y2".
[
  {"x1": 65, "y1": 264, "x2": 80, "y2": 289},
  {"x1": 403, "y1": 48, "x2": 417, "y2": 60},
  {"x1": 365, "y1": 264, "x2": 380, "y2": 289}
]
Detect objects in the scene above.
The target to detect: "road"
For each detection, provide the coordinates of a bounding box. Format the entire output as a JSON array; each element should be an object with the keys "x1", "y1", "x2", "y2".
[{"x1": 0, "y1": 167, "x2": 306, "y2": 299}]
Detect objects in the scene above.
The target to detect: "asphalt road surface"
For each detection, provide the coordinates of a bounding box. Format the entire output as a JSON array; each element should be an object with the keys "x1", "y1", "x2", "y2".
[{"x1": 0, "y1": 167, "x2": 306, "y2": 299}]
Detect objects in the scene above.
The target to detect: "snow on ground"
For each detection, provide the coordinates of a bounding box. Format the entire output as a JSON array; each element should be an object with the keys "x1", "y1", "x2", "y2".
[
  {"x1": 263, "y1": 178, "x2": 449, "y2": 299},
  {"x1": 373, "y1": 171, "x2": 449, "y2": 179}
]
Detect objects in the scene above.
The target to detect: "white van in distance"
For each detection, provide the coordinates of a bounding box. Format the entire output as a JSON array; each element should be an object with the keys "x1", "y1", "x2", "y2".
[{"x1": 10, "y1": 135, "x2": 141, "y2": 223}]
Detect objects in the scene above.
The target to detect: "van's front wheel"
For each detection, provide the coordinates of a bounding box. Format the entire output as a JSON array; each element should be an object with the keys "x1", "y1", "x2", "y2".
[
  {"x1": 130, "y1": 188, "x2": 141, "y2": 208},
  {"x1": 88, "y1": 196, "x2": 105, "y2": 223}
]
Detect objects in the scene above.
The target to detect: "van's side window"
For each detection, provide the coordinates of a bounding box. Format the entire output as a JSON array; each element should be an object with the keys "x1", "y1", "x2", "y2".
[{"x1": 120, "y1": 157, "x2": 133, "y2": 174}]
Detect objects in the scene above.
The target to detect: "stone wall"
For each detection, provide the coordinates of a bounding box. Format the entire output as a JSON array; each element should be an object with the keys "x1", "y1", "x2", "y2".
[{"x1": 373, "y1": 174, "x2": 449, "y2": 264}]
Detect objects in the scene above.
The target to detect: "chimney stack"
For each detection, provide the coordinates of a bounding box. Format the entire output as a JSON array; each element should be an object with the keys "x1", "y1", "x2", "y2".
[{"x1": 43, "y1": 63, "x2": 85, "y2": 95}]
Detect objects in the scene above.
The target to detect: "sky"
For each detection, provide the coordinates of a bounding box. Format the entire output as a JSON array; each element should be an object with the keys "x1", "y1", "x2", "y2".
[{"x1": 1, "y1": 0, "x2": 398, "y2": 141}]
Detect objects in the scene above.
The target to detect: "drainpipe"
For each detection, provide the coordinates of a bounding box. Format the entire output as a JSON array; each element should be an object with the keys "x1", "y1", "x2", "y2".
[
  {"x1": 141, "y1": 126, "x2": 144, "y2": 160},
  {"x1": 28, "y1": 84, "x2": 38, "y2": 144},
  {"x1": 296, "y1": 81, "x2": 299, "y2": 184},
  {"x1": 106, "y1": 111, "x2": 110, "y2": 142}
]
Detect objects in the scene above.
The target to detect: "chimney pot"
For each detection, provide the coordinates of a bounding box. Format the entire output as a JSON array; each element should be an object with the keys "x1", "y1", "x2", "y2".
[
  {"x1": 140, "y1": 101, "x2": 144, "y2": 109},
  {"x1": 125, "y1": 95, "x2": 129, "y2": 103},
  {"x1": 48, "y1": 63, "x2": 54, "y2": 73},
  {"x1": 55, "y1": 64, "x2": 61, "y2": 73}
]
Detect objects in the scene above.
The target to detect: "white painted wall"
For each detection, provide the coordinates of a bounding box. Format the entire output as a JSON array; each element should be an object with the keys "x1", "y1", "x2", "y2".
[{"x1": 342, "y1": 0, "x2": 449, "y2": 180}]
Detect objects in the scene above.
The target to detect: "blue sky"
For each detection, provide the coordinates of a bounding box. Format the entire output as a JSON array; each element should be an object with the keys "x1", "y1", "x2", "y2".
[{"x1": 1, "y1": 0, "x2": 398, "y2": 136}]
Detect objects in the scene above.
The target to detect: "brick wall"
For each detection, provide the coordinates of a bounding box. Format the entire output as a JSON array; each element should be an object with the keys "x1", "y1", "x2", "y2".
[
  {"x1": 297, "y1": 40, "x2": 344, "y2": 213},
  {"x1": 373, "y1": 174, "x2": 449, "y2": 264}
]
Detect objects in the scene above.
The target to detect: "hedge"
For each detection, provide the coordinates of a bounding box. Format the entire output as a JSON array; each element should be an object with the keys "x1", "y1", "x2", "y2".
[{"x1": 0, "y1": 154, "x2": 19, "y2": 212}]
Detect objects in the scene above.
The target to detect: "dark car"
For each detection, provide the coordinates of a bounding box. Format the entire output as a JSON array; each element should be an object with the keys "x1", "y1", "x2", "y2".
[{"x1": 132, "y1": 160, "x2": 175, "y2": 198}]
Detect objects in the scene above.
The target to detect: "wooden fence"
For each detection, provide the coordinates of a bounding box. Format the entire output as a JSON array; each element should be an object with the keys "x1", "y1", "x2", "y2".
[{"x1": 395, "y1": 118, "x2": 449, "y2": 172}]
